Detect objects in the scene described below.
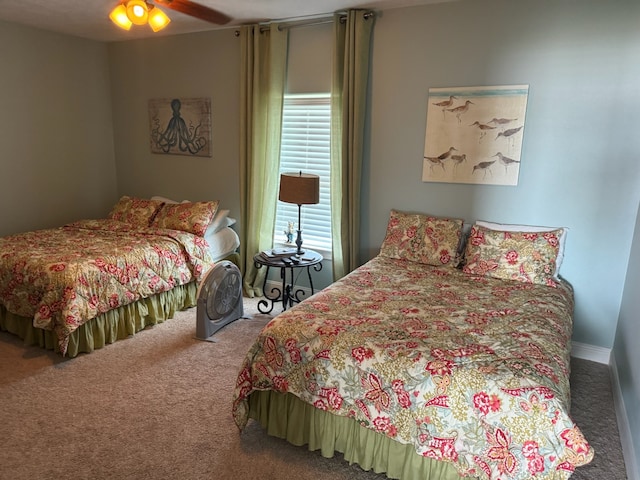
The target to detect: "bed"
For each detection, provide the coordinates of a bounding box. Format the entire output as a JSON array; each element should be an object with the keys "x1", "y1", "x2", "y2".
[
  {"x1": 0, "y1": 195, "x2": 240, "y2": 357},
  {"x1": 232, "y1": 210, "x2": 594, "y2": 480}
]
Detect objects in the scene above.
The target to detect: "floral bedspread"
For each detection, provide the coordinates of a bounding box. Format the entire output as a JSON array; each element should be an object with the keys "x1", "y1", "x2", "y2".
[
  {"x1": 0, "y1": 219, "x2": 213, "y2": 355},
  {"x1": 232, "y1": 256, "x2": 594, "y2": 479}
]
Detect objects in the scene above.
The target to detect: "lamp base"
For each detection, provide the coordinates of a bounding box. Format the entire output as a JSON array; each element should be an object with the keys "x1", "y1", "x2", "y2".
[{"x1": 295, "y1": 229, "x2": 304, "y2": 256}]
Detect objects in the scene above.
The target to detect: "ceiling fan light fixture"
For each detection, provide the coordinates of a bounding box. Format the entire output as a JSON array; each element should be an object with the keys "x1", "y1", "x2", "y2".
[
  {"x1": 110, "y1": 0, "x2": 228, "y2": 33},
  {"x1": 126, "y1": 0, "x2": 149, "y2": 26},
  {"x1": 148, "y1": 6, "x2": 171, "y2": 32},
  {"x1": 109, "y1": 4, "x2": 132, "y2": 30}
]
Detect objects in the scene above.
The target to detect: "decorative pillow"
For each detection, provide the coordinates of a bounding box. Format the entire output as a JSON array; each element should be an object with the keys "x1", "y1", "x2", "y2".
[
  {"x1": 379, "y1": 209, "x2": 463, "y2": 267},
  {"x1": 462, "y1": 224, "x2": 563, "y2": 286},
  {"x1": 379, "y1": 210, "x2": 424, "y2": 263},
  {"x1": 152, "y1": 196, "x2": 230, "y2": 236},
  {"x1": 152, "y1": 200, "x2": 219, "y2": 236},
  {"x1": 417, "y1": 216, "x2": 465, "y2": 266},
  {"x1": 475, "y1": 220, "x2": 568, "y2": 278},
  {"x1": 108, "y1": 196, "x2": 164, "y2": 226}
]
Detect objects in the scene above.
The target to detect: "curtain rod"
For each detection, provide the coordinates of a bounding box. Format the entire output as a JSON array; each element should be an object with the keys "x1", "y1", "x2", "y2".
[{"x1": 234, "y1": 11, "x2": 374, "y2": 36}]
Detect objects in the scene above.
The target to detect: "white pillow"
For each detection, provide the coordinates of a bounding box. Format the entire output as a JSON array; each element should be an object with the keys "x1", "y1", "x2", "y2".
[
  {"x1": 475, "y1": 220, "x2": 568, "y2": 278},
  {"x1": 205, "y1": 226, "x2": 240, "y2": 261},
  {"x1": 151, "y1": 195, "x2": 179, "y2": 204},
  {"x1": 206, "y1": 209, "x2": 230, "y2": 236}
]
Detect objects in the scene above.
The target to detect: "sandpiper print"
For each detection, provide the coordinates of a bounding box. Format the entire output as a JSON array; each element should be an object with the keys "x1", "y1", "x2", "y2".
[{"x1": 422, "y1": 85, "x2": 528, "y2": 185}]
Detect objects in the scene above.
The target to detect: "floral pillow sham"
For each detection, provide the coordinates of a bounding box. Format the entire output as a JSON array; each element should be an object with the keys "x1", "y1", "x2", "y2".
[
  {"x1": 151, "y1": 195, "x2": 230, "y2": 236},
  {"x1": 151, "y1": 200, "x2": 219, "y2": 237},
  {"x1": 462, "y1": 224, "x2": 564, "y2": 286},
  {"x1": 108, "y1": 196, "x2": 164, "y2": 226},
  {"x1": 379, "y1": 209, "x2": 463, "y2": 267},
  {"x1": 475, "y1": 220, "x2": 568, "y2": 278}
]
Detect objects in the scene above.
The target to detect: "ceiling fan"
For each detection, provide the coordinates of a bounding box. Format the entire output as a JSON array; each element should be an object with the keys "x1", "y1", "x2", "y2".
[
  {"x1": 109, "y1": 0, "x2": 231, "y2": 33},
  {"x1": 155, "y1": 0, "x2": 231, "y2": 24}
]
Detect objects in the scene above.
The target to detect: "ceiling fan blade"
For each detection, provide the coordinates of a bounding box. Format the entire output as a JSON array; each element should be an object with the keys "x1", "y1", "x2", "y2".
[{"x1": 154, "y1": 0, "x2": 232, "y2": 25}]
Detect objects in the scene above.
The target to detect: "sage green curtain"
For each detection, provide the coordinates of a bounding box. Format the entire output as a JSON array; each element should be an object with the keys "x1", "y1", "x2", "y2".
[
  {"x1": 239, "y1": 24, "x2": 289, "y2": 297},
  {"x1": 330, "y1": 10, "x2": 375, "y2": 281}
]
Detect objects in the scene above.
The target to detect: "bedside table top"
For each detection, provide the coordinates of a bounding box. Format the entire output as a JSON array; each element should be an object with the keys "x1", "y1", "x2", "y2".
[{"x1": 254, "y1": 249, "x2": 323, "y2": 268}]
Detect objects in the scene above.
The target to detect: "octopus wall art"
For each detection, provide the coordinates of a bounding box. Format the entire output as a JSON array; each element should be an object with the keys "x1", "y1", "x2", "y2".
[{"x1": 149, "y1": 97, "x2": 212, "y2": 157}]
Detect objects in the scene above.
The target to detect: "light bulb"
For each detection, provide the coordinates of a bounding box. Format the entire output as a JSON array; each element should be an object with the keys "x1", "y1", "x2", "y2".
[
  {"x1": 126, "y1": 0, "x2": 149, "y2": 26},
  {"x1": 109, "y1": 4, "x2": 132, "y2": 30},
  {"x1": 148, "y1": 7, "x2": 171, "y2": 32}
]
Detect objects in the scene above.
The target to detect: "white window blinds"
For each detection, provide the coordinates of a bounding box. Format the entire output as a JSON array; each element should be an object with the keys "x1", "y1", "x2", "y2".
[{"x1": 274, "y1": 93, "x2": 332, "y2": 253}]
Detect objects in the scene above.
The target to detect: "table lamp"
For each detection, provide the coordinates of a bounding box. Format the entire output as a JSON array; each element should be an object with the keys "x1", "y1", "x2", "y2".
[{"x1": 278, "y1": 171, "x2": 320, "y2": 255}]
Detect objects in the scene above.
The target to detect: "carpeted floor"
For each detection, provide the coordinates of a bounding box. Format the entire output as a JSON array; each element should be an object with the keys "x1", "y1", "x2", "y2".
[{"x1": 0, "y1": 297, "x2": 628, "y2": 480}]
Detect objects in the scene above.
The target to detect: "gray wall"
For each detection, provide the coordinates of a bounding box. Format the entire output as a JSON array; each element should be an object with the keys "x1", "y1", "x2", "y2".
[
  {"x1": 0, "y1": 21, "x2": 118, "y2": 236},
  {"x1": 364, "y1": 0, "x2": 640, "y2": 349},
  {"x1": 615, "y1": 203, "x2": 640, "y2": 475},
  {"x1": 108, "y1": 29, "x2": 241, "y2": 215},
  {"x1": 287, "y1": 22, "x2": 332, "y2": 94}
]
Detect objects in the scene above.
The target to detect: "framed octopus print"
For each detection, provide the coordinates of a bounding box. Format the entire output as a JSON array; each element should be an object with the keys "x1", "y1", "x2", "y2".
[
  {"x1": 149, "y1": 97, "x2": 212, "y2": 157},
  {"x1": 422, "y1": 85, "x2": 528, "y2": 186}
]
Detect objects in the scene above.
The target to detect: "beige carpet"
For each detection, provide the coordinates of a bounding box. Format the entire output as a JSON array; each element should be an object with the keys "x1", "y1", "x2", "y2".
[{"x1": 0, "y1": 298, "x2": 627, "y2": 480}]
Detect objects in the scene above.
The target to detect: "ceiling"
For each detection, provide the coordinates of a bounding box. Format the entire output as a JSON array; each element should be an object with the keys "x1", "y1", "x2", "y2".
[{"x1": 0, "y1": 0, "x2": 450, "y2": 43}]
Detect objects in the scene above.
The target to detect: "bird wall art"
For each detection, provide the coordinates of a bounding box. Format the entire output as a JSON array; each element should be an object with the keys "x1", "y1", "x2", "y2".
[{"x1": 422, "y1": 85, "x2": 528, "y2": 186}]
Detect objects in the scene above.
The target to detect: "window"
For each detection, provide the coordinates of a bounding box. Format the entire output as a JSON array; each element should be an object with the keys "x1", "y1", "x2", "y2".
[{"x1": 274, "y1": 93, "x2": 332, "y2": 253}]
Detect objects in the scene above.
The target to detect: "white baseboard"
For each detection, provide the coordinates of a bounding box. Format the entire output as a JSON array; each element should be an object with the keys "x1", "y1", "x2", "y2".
[
  {"x1": 610, "y1": 355, "x2": 640, "y2": 480},
  {"x1": 571, "y1": 341, "x2": 611, "y2": 365}
]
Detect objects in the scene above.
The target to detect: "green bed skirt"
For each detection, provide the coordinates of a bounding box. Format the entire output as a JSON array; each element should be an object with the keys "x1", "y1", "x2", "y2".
[
  {"x1": 0, "y1": 282, "x2": 197, "y2": 358},
  {"x1": 248, "y1": 390, "x2": 473, "y2": 480}
]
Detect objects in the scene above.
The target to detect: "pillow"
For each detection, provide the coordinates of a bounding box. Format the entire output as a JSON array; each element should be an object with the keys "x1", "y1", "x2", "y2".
[
  {"x1": 152, "y1": 196, "x2": 231, "y2": 236},
  {"x1": 379, "y1": 209, "x2": 463, "y2": 267},
  {"x1": 151, "y1": 200, "x2": 219, "y2": 236},
  {"x1": 150, "y1": 195, "x2": 192, "y2": 205},
  {"x1": 108, "y1": 196, "x2": 164, "y2": 226},
  {"x1": 151, "y1": 195, "x2": 179, "y2": 204},
  {"x1": 462, "y1": 224, "x2": 564, "y2": 286},
  {"x1": 205, "y1": 209, "x2": 230, "y2": 236},
  {"x1": 205, "y1": 225, "x2": 241, "y2": 261},
  {"x1": 475, "y1": 220, "x2": 568, "y2": 277}
]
